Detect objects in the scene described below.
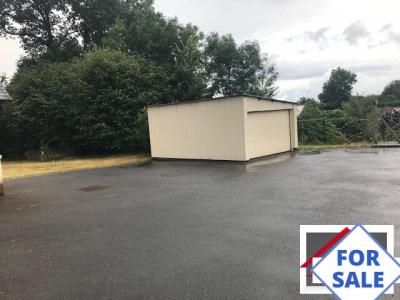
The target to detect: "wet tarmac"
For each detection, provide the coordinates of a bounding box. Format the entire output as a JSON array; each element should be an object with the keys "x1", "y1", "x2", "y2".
[{"x1": 1, "y1": 149, "x2": 400, "y2": 299}]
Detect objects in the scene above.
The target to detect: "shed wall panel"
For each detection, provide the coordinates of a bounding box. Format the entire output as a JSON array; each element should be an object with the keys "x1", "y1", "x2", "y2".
[
  {"x1": 148, "y1": 97, "x2": 246, "y2": 161},
  {"x1": 246, "y1": 110, "x2": 291, "y2": 159}
]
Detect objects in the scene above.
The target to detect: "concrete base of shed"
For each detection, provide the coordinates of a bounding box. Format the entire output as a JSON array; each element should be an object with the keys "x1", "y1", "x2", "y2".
[{"x1": 152, "y1": 149, "x2": 297, "y2": 163}]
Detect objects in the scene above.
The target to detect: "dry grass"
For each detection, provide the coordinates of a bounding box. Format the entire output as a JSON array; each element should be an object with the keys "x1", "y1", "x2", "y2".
[
  {"x1": 299, "y1": 142, "x2": 371, "y2": 152},
  {"x1": 2, "y1": 154, "x2": 150, "y2": 180}
]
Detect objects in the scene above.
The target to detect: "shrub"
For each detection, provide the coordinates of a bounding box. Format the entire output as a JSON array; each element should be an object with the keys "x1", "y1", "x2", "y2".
[
  {"x1": 299, "y1": 118, "x2": 346, "y2": 144},
  {"x1": 5, "y1": 49, "x2": 167, "y2": 155}
]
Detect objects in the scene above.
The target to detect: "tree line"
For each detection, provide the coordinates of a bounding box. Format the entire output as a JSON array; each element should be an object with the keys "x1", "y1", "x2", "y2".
[
  {"x1": 299, "y1": 68, "x2": 400, "y2": 144},
  {"x1": 0, "y1": 0, "x2": 278, "y2": 157}
]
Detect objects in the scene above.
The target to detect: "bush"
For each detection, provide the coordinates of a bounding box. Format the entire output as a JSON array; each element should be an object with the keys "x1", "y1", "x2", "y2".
[
  {"x1": 298, "y1": 96, "x2": 377, "y2": 144},
  {"x1": 299, "y1": 118, "x2": 346, "y2": 144},
  {"x1": 5, "y1": 49, "x2": 167, "y2": 155},
  {"x1": 68, "y1": 49, "x2": 166, "y2": 153}
]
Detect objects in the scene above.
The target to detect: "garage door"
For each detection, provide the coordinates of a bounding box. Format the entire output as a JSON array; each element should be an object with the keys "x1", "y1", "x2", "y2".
[{"x1": 247, "y1": 110, "x2": 291, "y2": 159}]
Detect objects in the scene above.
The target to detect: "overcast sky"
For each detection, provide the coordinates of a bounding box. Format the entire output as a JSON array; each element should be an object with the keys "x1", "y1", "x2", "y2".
[{"x1": 1, "y1": 0, "x2": 400, "y2": 100}]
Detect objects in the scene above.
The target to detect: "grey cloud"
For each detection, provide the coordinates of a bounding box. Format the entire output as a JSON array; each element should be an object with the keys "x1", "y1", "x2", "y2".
[
  {"x1": 367, "y1": 40, "x2": 389, "y2": 49},
  {"x1": 380, "y1": 23, "x2": 392, "y2": 32},
  {"x1": 388, "y1": 31, "x2": 400, "y2": 44},
  {"x1": 304, "y1": 27, "x2": 329, "y2": 43},
  {"x1": 278, "y1": 62, "x2": 392, "y2": 81},
  {"x1": 351, "y1": 64, "x2": 392, "y2": 74},
  {"x1": 279, "y1": 65, "x2": 327, "y2": 80},
  {"x1": 343, "y1": 21, "x2": 369, "y2": 45},
  {"x1": 285, "y1": 36, "x2": 295, "y2": 42}
]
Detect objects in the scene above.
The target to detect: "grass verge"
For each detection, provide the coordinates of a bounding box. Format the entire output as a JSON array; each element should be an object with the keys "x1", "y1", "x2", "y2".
[
  {"x1": 299, "y1": 142, "x2": 371, "y2": 153},
  {"x1": 2, "y1": 154, "x2": 150, "y2": 180}
]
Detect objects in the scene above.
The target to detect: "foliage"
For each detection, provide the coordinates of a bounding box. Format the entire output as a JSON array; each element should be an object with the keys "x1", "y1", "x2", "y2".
[
  {"x1": 298, "y1": 97, "x2": 315, "y2": 105},
  {"x1": 299, "y1": 98, "x2": 342, "y2": 119},
  {"x1": 298, "y1": 118, "x2": 346, "y2": 144},
  {"x1": 0, "y1": 101, "x2": 24, "y2": 156},
  {"x1": 70, "y1": 49, "x2": 167, "y2": 152},
  {"x1": 102, "y1": 18, "x2": 128, "y2": 51},
  {"x1": 70, "y1": 0, "x2": 121, "y2": 49},
  {"x1": 0, "y1": 0, "x2": 123, "y2": 59},
  {"x1": 4, "y1": 49, "x2": 166, "y2": 155},
  {"x1": 379, "y1": 111, "x2": 400, "y2": 141},
  {"x1": 132, "y1": 108, "x2": 151, "y2": 152},
  {"x1": 101, "y1": 1, "x2": 208, "y2": 101},
  {"x1": 381, "y1": 80, "x2": 400, "y2": 102},
  {"x1": 204, "y1": 33, "x2": 278, "y2": 97},
  {"x1": 380, "y1": 95, "x2": 399, "y2": 106},
  {"x1": 342, "y1": 95, "x2": 377, "y2": 119},
  {"x1": 298, "y1": 100, "x2": 343, "y2": 144},
  {"x1": 0, "y1": 0, "x2": 80, "y2": 59},
  {"x1": 298, "y1": 96, "x2": 377, "y2": 144},
  {"x1": 319, "y1": 68, "x2": 357, "y2": 109}
]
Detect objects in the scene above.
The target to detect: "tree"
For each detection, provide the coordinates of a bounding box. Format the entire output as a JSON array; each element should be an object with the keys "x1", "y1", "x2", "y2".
[
  {"x1": 0, "y1": 0, "x2": 120, "y2": 59},
  {"x1": 70, "y1": 0, "x2": 121, "y2": 49},
  {"x1": 204, "y1": 33, "x2": 278, "y2": 97},
  {"x1": 381, "y1": 80, "x2": 400, "y2": 102},
  {"x1": 110, "y1": 2, "x2": 207, "y2": 101},
  {"x1": 121, "y1": 0, "x2": 179, "y2": 65},
  {"x1": 167, "y1": 24, "x2": 207, "y2": 101},
  {"x1": 102, "y1": 18, "x2": 128, "y2": 51},
  {"x1": 318, "y1": 68, "x2": 357, "y2": 109},
  {"x1": 6, "y1": 61, "x2": 79, "y2": 152},
  {"x1": 6, "y1": 49, "x2": 168, "y2": 154},
  {"x1": 298, "y1": 99, "x2": 325, "y2": 119},
  {"x1": 0, "y1": 0, "x2": 79, "y2": 58},
  {"x1": 298, "y1": 97, "x2": 317, "y2": 105}
]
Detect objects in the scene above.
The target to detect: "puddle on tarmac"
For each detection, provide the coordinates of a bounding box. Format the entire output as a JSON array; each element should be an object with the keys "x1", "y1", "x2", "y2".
[{"x1": 78, "y1": 185, "x2": 109, "y2": 192}]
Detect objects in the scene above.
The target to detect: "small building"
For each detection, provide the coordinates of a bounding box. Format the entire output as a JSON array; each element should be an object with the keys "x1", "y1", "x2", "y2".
[
  {"x1": 0, "y1": 83, "x2": 11, "y2": 103},
  {"x1": 147, "y1": 95, "x2": 298, "y2": 161}
]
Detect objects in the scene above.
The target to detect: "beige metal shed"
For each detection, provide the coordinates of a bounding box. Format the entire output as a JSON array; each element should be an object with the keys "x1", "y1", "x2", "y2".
[{"x1": 147, "y1": 95, "x2": 298, "y2": 161}]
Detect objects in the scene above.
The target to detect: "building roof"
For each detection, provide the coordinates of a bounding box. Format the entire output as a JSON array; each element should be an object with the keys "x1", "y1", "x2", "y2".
[
  {"x1": 0, "y1": 83, "x2": 11, "y2": 102},
  {"x1": 148, "y1": 94, "x2": 297, "y2": 108}
]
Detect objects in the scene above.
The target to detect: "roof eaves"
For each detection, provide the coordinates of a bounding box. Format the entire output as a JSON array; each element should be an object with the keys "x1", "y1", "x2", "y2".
[{"x1": 148, "y1": 94, "x2": 296, "y2": 108}]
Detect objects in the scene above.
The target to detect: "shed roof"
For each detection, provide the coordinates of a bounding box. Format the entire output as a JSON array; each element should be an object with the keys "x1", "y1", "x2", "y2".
[
  {"x1": 0, "y1": 83, "x2": 11, "y2": 102},
  {"x1": 148, "y1": 94, "x2": 297, "y2": 108}
]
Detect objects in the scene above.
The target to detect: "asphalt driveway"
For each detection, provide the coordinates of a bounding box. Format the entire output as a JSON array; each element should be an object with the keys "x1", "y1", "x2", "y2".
[{"x1": 1, "y1": 149, "x2": 400, "y2": 299}]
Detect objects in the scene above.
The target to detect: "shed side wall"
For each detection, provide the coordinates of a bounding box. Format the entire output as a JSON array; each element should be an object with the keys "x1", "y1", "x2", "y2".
[{"x1": 148, "y1": 97, "x2": 246, "y2": 161}]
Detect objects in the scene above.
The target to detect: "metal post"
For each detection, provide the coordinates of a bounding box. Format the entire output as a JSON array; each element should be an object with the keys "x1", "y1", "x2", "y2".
[{"x1": 0, "y1": 155, "x2": 3, "y2": 195}]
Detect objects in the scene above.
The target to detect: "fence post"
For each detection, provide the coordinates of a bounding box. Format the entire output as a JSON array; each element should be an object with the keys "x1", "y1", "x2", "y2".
[{"x1": 0, "y1": 155, "x2": 3, "y2": 195}]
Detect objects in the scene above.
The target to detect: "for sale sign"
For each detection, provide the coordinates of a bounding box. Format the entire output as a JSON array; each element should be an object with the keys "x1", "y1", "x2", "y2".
[{"x1": 300, "y1": 225, "x2": 400, "y2": 299}]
